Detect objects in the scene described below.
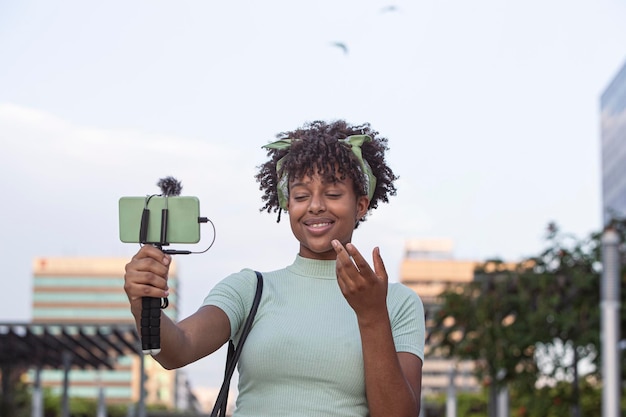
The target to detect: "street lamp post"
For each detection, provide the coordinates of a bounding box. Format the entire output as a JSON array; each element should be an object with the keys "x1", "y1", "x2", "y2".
[{"x1": 601, "y1": 228, "x2": 621, "y2": 417}]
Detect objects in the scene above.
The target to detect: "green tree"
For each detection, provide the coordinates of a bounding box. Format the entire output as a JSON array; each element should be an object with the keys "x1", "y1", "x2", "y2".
[
  {"x1": 427, "y1": 259, "x2": 539, "y2": 417},
  {"x1": 428, "y1": 220, "x2": 626, "y2": 416},
  {"x1": 521, "y1": 222, "x2": 601, "y2": 417}
]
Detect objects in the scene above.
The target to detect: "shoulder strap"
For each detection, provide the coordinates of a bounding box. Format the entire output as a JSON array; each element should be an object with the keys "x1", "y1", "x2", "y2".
[{"x1": 211, "y1": 271, "x2": 263, "y2": 417}]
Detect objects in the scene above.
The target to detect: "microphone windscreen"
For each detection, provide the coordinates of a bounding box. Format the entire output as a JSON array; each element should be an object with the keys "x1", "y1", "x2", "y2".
[{"x1": 157, "y1": 176, "x2": 183, "y2": 196}]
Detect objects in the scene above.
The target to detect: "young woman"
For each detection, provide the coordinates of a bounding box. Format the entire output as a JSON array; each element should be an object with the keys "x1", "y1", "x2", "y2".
[{"x1": 124, "y1": 119, "x2": 425, "y2": 417}]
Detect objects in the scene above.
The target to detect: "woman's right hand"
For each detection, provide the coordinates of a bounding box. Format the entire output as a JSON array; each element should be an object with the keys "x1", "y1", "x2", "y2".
[
  {"x1": 123, "y1": 245, "x2": 230, "y2": 367},
  {"x1": 124, "y1": 245, "x2": 171, "y2": 314}
]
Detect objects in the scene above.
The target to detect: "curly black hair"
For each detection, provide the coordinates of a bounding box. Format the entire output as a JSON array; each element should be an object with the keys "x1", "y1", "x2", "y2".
[{"x1": 255, "y1": 120, "x2": 398, "y2": 227}]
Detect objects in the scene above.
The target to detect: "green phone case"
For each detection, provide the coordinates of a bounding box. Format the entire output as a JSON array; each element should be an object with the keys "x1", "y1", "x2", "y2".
[{"x1": 119, "y1": 196, "x2": 201, "y2": 244}]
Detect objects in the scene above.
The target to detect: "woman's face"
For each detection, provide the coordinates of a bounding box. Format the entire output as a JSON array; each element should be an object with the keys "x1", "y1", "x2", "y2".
[{"x1": 287, "y1": 172, "x2": 369, "y2": 260}]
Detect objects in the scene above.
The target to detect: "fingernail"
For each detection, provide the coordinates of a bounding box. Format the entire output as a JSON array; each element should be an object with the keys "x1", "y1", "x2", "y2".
[{"x1": 163, "y1": 256, "x2": 170, "y2": 265}]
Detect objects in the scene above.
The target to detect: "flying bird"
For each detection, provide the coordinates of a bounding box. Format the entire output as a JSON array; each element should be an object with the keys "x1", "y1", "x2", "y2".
[
  {"x1": 380, "y1": 5, "x2": 399, "y2": 13},
  {"x1": 330, "y1": 41, "x2": 349, "y2": 55}
]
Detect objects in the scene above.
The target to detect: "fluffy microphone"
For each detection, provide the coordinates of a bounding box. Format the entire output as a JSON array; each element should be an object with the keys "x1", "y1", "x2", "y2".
[{"x1": 157, "y1": 176, "x2": 183, "y2": 197}]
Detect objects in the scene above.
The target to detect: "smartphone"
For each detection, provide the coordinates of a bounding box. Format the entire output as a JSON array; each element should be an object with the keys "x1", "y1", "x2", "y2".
[{"x1": 119, "y1": 196, "x2": 201, "y2": 244}]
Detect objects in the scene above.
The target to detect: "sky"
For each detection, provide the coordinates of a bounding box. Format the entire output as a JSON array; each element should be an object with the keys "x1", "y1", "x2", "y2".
[{"x1": 1, "y1": 0, "x2": 626, "y2": 394}]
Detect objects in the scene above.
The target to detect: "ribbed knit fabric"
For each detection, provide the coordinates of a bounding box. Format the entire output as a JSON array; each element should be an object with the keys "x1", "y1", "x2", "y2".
[{"x1": 203, "y1": 255, "x2": 425, "y2": 417}]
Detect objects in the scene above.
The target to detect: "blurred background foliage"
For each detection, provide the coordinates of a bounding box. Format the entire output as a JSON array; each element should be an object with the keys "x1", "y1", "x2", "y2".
[{"x1": 426, "y1": 219, "x2": 626, "y2": 417}]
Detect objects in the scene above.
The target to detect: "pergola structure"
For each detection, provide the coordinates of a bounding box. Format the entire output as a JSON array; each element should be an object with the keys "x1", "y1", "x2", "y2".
[{"x1": 0, "y1": 322, "x2": 145, "y2": 417}]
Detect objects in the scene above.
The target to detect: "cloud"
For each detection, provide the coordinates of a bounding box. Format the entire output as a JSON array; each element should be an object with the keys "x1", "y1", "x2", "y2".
[
  {"x1": 0, "y1": 101, "x2": 250, "y2": 197},
  {"x1": 0, "y1": 104, "x2": 302, "y2": 328}
]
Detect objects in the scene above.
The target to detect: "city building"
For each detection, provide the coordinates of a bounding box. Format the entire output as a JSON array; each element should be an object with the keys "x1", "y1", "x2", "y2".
[
  {"x1": 601, "y1": 58, "x2": 626, "y2": 224},
  {"x1": 31, "y1": 257, "x2": 189, "y2": 409},
  {"x1": 399, "y1": 239, "x2": 482, "y2": 395}
]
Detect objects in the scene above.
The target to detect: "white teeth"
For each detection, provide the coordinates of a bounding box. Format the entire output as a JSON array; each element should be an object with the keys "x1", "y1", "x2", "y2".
[{"x1": 310, "y1": 223, "x2": 331, "y2": 228}]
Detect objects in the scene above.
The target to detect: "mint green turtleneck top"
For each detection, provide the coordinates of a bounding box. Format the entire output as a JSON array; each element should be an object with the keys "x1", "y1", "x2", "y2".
[{"x1": 203, "y1": 255, "x2": 425, "y2": 417}]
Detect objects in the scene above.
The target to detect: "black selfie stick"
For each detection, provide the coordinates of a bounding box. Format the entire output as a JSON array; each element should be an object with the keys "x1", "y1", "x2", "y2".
[
  {"x1": 139, "y1": 176, "x2": 182, "y2": 355},
  {"x1": 135, "y1": 176, "x2": 216, "y2": 355}
]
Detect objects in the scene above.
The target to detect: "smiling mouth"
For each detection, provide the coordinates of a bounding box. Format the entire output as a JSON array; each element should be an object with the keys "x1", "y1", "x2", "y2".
[
  {"x1": 308, "y1": 222, "x2": 332, "y2": 228},
  {"x1": 303, "y1": 218, "x2": 335, "y2": 229}
]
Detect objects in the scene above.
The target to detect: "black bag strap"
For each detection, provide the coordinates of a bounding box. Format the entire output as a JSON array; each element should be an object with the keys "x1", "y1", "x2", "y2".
[{"x1": 211, "y1": 271, "x2": 264, "y2": 417}]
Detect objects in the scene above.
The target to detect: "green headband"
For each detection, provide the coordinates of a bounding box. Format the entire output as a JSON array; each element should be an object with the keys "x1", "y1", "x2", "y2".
[{"x1": 262, "y1": 134, "x2": 377, "y2": 210}]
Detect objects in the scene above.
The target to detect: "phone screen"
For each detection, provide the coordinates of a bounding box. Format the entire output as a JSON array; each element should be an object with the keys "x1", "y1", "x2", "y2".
[{"x1": 119, "y1": 196, "x2": 201, "y2": 244}]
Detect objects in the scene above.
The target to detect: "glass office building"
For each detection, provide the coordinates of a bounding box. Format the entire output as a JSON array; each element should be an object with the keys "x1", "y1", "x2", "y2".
[{"x1": 601, "y1": 59, "x2": 626, "y2": 224}]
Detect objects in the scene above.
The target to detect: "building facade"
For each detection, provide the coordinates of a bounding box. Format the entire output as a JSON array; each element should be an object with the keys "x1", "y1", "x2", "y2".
[
  {"x1": 31, "y1": 257, "x2": 182, "y2": 408},
  {"x1": 601, "y1": 59, "x2": 626, "y2": 224},
  {"x1": 399, "y1": 239, "x2": 481, "y2": 395}
]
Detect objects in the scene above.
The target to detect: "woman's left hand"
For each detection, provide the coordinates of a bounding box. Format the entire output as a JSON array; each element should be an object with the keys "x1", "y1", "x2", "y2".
[{"x1": 332, "y1": 240, "x2": 388, "y2": 320}]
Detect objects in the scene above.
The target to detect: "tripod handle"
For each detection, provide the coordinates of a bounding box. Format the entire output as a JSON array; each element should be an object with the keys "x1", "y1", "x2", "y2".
[{"x1": 141, "y1": 297, "x2": 164, "y2": 355}]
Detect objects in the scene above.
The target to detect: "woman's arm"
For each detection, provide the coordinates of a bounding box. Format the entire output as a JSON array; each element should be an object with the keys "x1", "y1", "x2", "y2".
[
  {"x1": 124, "y1": 245, "x2": 231, "y2": 369},
  {"x1": 333, "y1": 241, "x2": 422, "y2": 417},
  {"x1": 358, "y1": 314, "x2": 423, "y2": 417}
]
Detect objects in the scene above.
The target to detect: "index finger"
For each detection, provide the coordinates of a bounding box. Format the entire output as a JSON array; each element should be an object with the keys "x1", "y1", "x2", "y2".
[
  {"x1": 333, "y1": 241, "x2": 372, "y2": 276},
  {"x1": 133, "y1": 245, "x2": 171, "y2": 265},
  {"x1": 344, "y1": 242, "x2": 375, "y2": 276},
  {"x1": 331, "y1": 239, "x2": 358, "y2": 270}
]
